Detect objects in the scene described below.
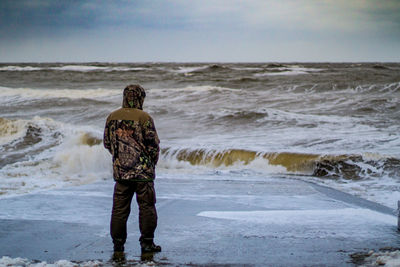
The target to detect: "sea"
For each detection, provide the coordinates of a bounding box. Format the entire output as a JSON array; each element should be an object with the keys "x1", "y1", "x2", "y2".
[{"x1": 0, "y1": 62, "x2": 399, "y2": 209}]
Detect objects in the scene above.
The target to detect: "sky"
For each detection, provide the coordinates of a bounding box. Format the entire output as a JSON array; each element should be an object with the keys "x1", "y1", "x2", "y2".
[{"x1": 0, "y1": 0, "x2": 399, "y2": 62}]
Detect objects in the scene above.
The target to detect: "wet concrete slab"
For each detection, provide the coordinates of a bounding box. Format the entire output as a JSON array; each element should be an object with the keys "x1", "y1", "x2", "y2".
[{"x1": 0, "y1": 176, "x2": 399, "y2": 266}]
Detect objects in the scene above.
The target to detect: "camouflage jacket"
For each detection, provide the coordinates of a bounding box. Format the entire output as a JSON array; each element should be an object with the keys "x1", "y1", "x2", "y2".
[{"x1": 104, "y1": 85, "x2": 160, "y2": 182}]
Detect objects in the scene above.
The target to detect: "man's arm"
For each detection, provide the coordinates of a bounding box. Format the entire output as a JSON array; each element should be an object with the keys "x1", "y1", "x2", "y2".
[
  {"x1": 143, "y1": 117, "x2": 160, "y2": 165},
  {"x1": 103, "y1": 119, "x2": 112, "y2": 153}
]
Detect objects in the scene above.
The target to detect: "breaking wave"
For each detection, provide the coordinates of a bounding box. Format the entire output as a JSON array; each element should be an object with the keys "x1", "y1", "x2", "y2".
[
  {"x1": 0, "y1": 116, "x2": 110, "y2": 197},
  {"x1": 0, "y1": 86, "x2": 119, "y2": 100},
  {"x1": 0, "y1": 117, "x2": 63, "y2": 167},
  {"x1": 160, "y1": 148, "x2": 400, "y2": 180},
  {"x1": 0, "y1": 66, "x2": 42, "y2": 71},
  {"x1": 254, "y1": 65, "x2": 324, "y2": 77},
  {"x1": 169, "y1": 64, "x2": 235, "y2": 74},
  {"x1": 0, "y1": 117, "x2": 29, "y2": 146},
  {"x1": 0, "y1": 65, "x2": 148, "y2": 72}
]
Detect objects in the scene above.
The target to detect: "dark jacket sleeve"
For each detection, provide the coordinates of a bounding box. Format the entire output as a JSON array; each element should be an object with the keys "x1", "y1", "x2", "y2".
[
  {"x1": 143, "y1": 117, "x2": 160, "y2": 165},
  {"x1": 103, "y1": 119, "x2": 111, "y2": 153}
]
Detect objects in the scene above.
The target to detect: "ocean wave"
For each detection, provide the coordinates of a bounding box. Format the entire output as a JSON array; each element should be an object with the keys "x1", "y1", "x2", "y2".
[
  {"x1": 0, "y1": 85, "x2": 239, "y2": 103},
  {"x1": 351, "y1": 82, "x2": 400, "y2": 94},
  {"x1": 372, "y1": 64, "x2": 390, "y2": 70},
  {"x1": 151, "y1": 85, "x2": 239, "y2": 93},
  {"x1": 265, "y1": 63, "x2": 286, "y2": 68},
  {"x1": 51, "y1": 65, "x2": 147, "y2": 72},
  {"x1": 52, "y1": 132, "x2": 110, "y2": 176},
  {"x1": 52, "y1": 65, "x2": 106, "y2": 71},
  {"x1": 0, "y1": 117, "x2": 63, "y2": 167},
  {"x1": 230, "y1": 77, "x2": 260, "y2": 82},
  {"x1": 254, "y1": 65, "x2": 324, "y2": 77},
  {"x1": 207, "y1": 106, "x2": 361, "y2": 128},
  {"x1": 0, "y1": 66, "x2": 42, "y2": 71},
  {"x1": 160, "y1": 147, "x2": 400, "y2": 180},
  {"x1": 169, "y1": 64, "x2": 230, "y2": 75},
  {"x1": 255, "y1": 70, "x2": 309, "y2": 76},
  {"x1": 0, "y1": 117, "x2": 110, "y2": 197},
  {"x1": 0, "y1": 117, "x2": 61, "y2": 148},
  {"x1": 171, "y1": 66, "x2": 209, "y2": 74},
  {"x1": 206, "y1": 64, "x2": 229, "y2": 70},
  {"x1": 0, "y1": 117, "x2": 29, "y2": 146},
  {"x1": 210, "y1": 109, "x2": 268, "y2": 122},
  {"x1": 0, "y1": 65, "x2": 148, "y2": 72},
  {"x1": 231, "y1": 67, "x2": 264, "y2": 71},
  {"x1": 0, "y1": 86, "x2": 119, "y2": 100}
]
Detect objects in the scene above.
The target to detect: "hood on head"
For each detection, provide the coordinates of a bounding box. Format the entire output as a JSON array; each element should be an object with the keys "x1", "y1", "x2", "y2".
[{"x1": 122, "y1": 84, "x2": 146, "y2": 109}]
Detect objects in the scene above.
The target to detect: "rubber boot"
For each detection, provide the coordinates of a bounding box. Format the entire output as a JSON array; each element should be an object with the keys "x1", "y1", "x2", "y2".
[{"x1": 140, "y1": 238, "x2": 161, "y2": 253}]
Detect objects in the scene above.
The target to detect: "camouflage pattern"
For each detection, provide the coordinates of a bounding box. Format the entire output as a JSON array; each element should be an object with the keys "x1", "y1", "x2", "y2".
[
  {"x1": 122, "y1": 84, "x2": 146, "y2": 110},
  {"x1": 104, "y1": 85, "x2": 160, "y2": 182}
]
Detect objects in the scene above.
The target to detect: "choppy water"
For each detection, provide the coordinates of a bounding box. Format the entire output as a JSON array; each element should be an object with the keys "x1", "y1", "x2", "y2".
[{"x1": 0, "y1": 62, "x2": 399, "y2": 208}]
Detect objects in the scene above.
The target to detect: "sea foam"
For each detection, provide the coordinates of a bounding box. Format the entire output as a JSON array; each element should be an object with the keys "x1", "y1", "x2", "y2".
[
  {"x1": 0, "y1": 117, "x2": 111, "y2": 197},
  {"x1": 0, "y1": 86, "x2": 119, "y2": 100}
]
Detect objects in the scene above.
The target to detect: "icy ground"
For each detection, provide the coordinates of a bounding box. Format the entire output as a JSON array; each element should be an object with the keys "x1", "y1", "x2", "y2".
[{"x1": 0, "y1": 174, "x2": 399, "y2": 266}]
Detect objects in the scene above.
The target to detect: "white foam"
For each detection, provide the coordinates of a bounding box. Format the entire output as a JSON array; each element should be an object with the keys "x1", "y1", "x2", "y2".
[
  {"x1": 0, "y1": 118, "x2": 112, "y2": 198},
  {"x1": 255, "y1": 66, "x2": 324, "y2": 76},
  {"x1": 0, "y1": 65, "x2": 148, "y2": 72},
  {"x1": 255, "y1": 70, "x2": 309, "y2": 76},
  {"x1": 245, "y1": 156, "x2": 288, "y2": 173},
  {"x1": 53, "y1": 131, "x2": 111, "y2": 177},
  {"x1": 0, "y1": 66, "x2": 42, "y2": 71},
  {"x1": 0, "y1": 86, "x2": 119, "y2": 100},
  {"x1": 51, "y1": 65, "x2": 106, "y2": 72},
  {"x1": 171, "y1": 66, "x2": 209, "y2": 73},
  {"x1": 363, "y1": 250, "x2": 400, "y2": 267},
  {"x1": 107, "y1": 67, "x2": 147, "y2": 71},
  {"x1": 51, "y1": 65, "x2": 147, "y2": 72},
  {"x1": 318, "y1": 175, "x2": 400, "y2": 210},
  {"x1": 151, "y1": 85, "x2": 237, "y2": 93},
  {"x1": 0, "y1": 116, "x2": 61, "y2": 150},
  {"x1": 231, "y1": 67, "x2": 264, "y2": 71},
  {"x1": 0, "y1": 85, "x2": 236, "y2": 104},
  {"x1": 0, "y1": 256, "x2": 102, "y2": 267},
  {"x1": 157, "y1": 155, "x2": 208, "y2": 174},
  {"x1": 158, "y1": 147, "x2": 288, "y2": 176},
  {"x1": 0, "y1": 256, "x2": 156, "y2": 266},
  {"x1": 198, "y1": 208, "x2": 396, "y2": 226}
]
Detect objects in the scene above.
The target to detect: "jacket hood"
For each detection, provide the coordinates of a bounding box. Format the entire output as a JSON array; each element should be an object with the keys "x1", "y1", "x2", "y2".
[{"x1": 122, "y1": 84, "x2": 146, "y2": 109}]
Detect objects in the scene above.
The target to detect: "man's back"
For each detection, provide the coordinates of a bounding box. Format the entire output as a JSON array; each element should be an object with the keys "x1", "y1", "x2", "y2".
[{"x1": 104, "y1": 88, "x2": 160, "y2": 182}]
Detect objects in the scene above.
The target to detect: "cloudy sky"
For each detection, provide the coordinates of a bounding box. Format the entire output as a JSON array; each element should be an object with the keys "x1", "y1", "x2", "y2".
[{"x1": 1, "y1": 0, "x2": 399, "y2": 62}]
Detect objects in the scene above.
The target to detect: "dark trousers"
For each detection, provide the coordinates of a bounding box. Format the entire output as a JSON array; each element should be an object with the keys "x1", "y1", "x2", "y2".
[{"x1": 110, "y1": 181, "x2": 158, "y2": 245}]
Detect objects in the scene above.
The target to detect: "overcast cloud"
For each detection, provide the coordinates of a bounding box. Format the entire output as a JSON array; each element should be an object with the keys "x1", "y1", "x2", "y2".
[{"x1": 0, "y1": 0, "x2": 399, "y2": 62}]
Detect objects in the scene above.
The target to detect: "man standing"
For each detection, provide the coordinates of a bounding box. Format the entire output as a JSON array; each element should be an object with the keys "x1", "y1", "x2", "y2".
[{"x1": 104, "y1": 84, "x2": 161, "y2": 254}]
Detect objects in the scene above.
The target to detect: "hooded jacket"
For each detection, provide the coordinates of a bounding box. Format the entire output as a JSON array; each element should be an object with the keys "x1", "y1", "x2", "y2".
[{"x1": 104, "y1": 85, "x2": 160, "y2": 182}]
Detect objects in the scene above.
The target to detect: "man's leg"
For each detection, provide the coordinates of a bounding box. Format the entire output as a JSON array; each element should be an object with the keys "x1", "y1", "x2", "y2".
[
  {"x1": 110, "y1": 181, "x2": 135, "y2": 251},
  {"x1": 136, "y1": 182, "x2": 160, "y2": 252}
]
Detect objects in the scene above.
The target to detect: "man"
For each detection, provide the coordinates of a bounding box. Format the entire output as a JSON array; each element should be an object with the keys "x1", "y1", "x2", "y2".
[{"x1": 103, "y1": 84, "x2": 161, "y2": 254}]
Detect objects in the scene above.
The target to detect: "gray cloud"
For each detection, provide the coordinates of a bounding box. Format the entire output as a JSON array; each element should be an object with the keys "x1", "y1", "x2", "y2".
[{"x1": 0, "y1": 0, "x2": 399, "y2": 62}]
